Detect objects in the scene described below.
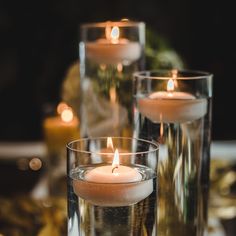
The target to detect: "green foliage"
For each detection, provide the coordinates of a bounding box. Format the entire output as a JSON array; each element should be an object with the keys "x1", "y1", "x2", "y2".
[{"x1": 145, "y1": 27, "x2": 185, "y2": 70}]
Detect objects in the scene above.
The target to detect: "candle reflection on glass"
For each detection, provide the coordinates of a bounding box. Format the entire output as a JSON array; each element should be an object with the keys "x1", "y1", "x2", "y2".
[{"x1": 100, "y1": 137, "x2": 130, "y2": 165}]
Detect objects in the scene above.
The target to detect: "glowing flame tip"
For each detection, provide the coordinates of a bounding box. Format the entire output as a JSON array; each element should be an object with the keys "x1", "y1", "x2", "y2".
[
  {"x1": 110, "y1": 26, "x2": 119, "y2": 43},
  {"x1": 167, "y1": 79, "x2": 175, "y2": 92},
  {"x1": 61, "y1": 108, "x2": 73, "y2": 123},
  {"x1": 112, "y1": 149, "x2": 119, "y2": 167},
  {"x1": 57, "y1": 102, "x2": 68, "y2": 115}
]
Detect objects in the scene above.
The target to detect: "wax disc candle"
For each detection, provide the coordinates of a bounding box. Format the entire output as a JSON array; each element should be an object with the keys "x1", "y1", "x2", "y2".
[
  {"x1": 86, "y1": 39, "x2": 141, "y2": 64},
  {"x1": 73, "y1": 165, "x2": 153, "y2": 207},
  {"x1": 138, "y1": 91, "x2": 207, "y2": 123},
  {"x1": 137, "y1": 76, "x2": 207, "y2": 123},
  {"x1": 73, "y1": 149, "x2": 153, "y2": 206},
  {"x1": 85, "y1": 24, "x2": 141, "y2": 64}
]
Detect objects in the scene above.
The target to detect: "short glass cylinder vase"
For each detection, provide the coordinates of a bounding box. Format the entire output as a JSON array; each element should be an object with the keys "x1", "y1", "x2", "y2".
[
  {"x1": 67, "y1": 137, "x2": 159, "y2": 236},
  {"x1": 79, "y1": 20, "x2": 145, "y2": 138}
]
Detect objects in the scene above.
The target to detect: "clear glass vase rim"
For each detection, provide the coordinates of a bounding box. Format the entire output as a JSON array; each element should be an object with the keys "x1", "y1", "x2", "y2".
[
  {"x1": 80, "y1": 20, "x2": 145, "y2": 28},
  {"x1": 133, "y1": 69, "x2": 213, "y2": 80},
  {"x1": 66, "y1": 136, "x2": 159, "y2": 155}
]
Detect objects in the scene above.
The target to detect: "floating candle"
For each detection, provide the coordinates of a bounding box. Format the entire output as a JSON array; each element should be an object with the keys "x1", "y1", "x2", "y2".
[
  {"x1": 85, "y1": 23, "x2": 141, "y2": 64},
  {"x1": 138, "y1": 78, "x2": 207, "y2": 123},
  {"x1": 73, "y1": 149, "x2": 153, "y2": 206}
]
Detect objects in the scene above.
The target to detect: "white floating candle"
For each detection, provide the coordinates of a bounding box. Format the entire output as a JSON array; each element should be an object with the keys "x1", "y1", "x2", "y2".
[
  {"x1": 73, "y1": 149, "x2": 153, "y2": 206},
  {"x1": 86, "y1": 25, "x2": 141, "y2": 64},
  {"x1": 138, "y1": 78, "x2": 207, "y2": 123}
]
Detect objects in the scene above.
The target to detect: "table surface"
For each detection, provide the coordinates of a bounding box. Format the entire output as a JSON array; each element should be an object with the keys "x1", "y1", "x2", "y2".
[{"x1": 0, "y1": 140, "x2": 236, "y2": 236}]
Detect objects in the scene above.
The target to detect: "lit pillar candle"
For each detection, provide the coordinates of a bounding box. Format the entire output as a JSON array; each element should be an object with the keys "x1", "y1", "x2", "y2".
[
  {"x1": 138, "y1": 75, "x2": 207, "y2": 123},
  {"x1": 73, "y1": 149, "x2": 153, "y2": 206},
  {"x1": 43, "y1": 103, "x2": 80, "y2": 154},
  {"x1": 85, "y1": 23, "x2": 141, "y2": 64}
]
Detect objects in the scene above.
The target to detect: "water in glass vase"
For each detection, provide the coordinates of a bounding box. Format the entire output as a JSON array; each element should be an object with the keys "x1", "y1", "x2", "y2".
[
  {"x1": 68, "y1": 165, "x2": 157, "y2": 236},
  {"x1": 79, "y1": 21, "x2": 145, "y2": 139},
  {"x1": 80, "y1": 54, "x2": 141, "y2": 138},
  {"x1": 134, "y1": 97, "x2": 212, "y2": 236}
]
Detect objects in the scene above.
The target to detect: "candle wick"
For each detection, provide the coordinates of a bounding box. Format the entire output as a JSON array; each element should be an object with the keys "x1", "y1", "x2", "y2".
[{"x1": 112, "y1": 166, "x2": 118, "y2": 173}]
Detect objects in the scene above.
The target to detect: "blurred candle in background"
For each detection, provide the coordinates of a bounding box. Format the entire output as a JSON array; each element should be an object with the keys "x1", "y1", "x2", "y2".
[
  {"x1": 42, "y1": 102, "x2": 80, "y2": 196},
  {"x1": 85, "y1": 23, "x2": 141, "y2": 64},
  {"x1": 43, "y1": 102, "x2": 80, "y2": 155}
]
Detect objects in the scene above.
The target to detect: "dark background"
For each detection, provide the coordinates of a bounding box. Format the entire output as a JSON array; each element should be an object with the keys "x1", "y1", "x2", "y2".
[{"x1": 0, "y1": 0, "x2": 235, "y2": 141}]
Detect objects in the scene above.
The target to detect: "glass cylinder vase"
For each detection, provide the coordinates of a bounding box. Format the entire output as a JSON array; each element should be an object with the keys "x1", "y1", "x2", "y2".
[
  {"x1": 79, "y1": 20, "x2": 145, "y2": 138},
  {"x1": 133, "y1": 70, "x2": 213, "y2": 236},
  {"x1": 67, "y1": 137, "x2": 159, "y2": 236}
]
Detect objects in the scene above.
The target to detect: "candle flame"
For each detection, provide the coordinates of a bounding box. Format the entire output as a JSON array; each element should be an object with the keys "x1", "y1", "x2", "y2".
[
  {"x1": 57, "y1": 102, "x2": 68, "y2": 115},
  {"x1": 110, "y1": 26, "x2": 119, "y2": 43},
  {"x1": 105, "y1": 24, "x2": 120, "y2": 43},
  {"x1": 61, "y1": 107, "x2": 73, "y2": 123},
  {"x1": 107, "y1": 137, "x2": 114, "y2": 150},
  {"x1": 112, "y1": 149, "x2": 120, "y2": 168},
  {"x1": 167, "y1": 79, "x2": 175, "y2": 92}
]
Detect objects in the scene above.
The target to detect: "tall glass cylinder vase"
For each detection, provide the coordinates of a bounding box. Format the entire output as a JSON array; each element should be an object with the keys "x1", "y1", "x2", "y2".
[
  {"x1": 79, "y1": 20, "x2": 145, "y2": 138},
  {"x1": 133, "y1": 70, "x2": 213, "y2": 236}
]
